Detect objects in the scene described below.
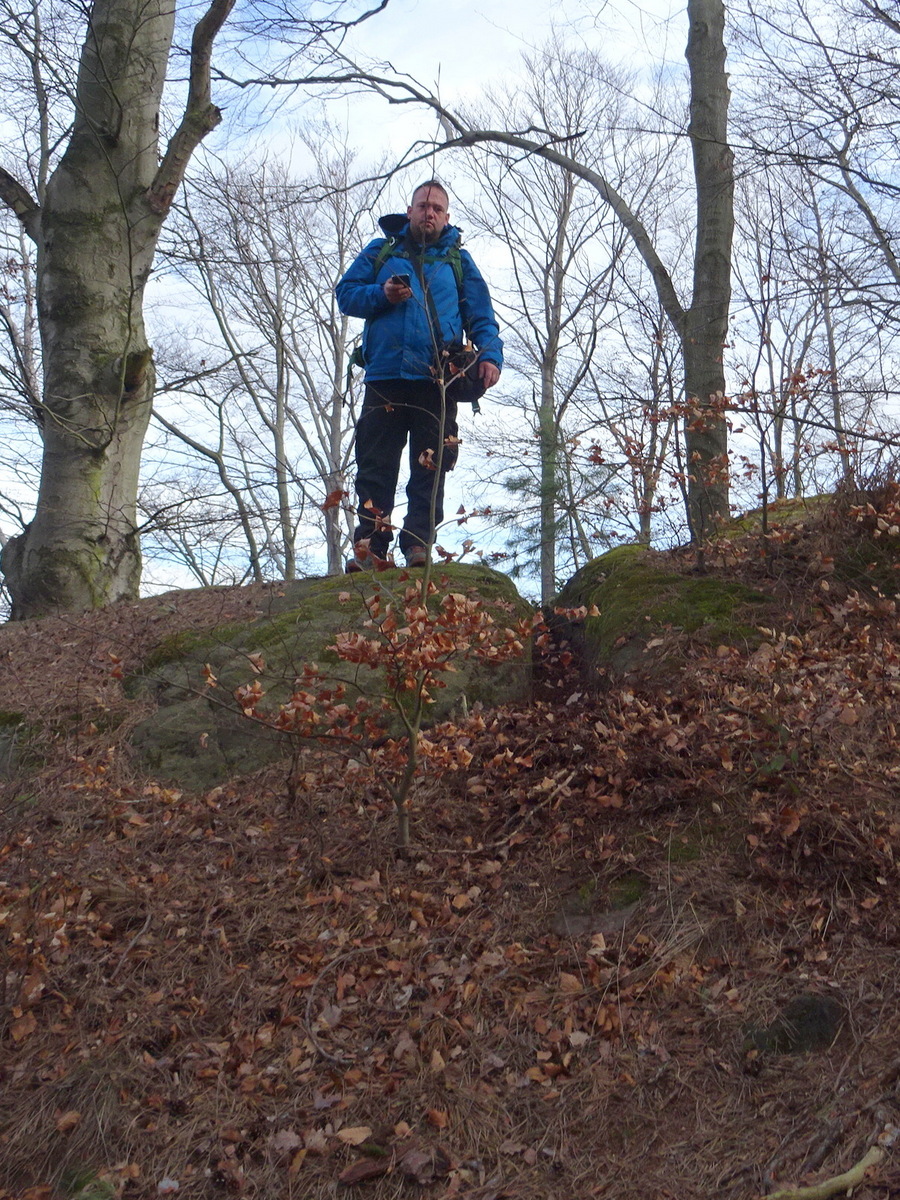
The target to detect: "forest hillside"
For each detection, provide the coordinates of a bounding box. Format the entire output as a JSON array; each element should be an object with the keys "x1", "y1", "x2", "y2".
[{"x1": 0, "y1": 486, "x2": 899, "y2": 1200}]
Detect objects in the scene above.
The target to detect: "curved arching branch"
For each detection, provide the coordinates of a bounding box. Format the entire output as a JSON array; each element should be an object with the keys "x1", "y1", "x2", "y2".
[
  {"x1": 443, "y1": 128, "x2": 687, "y2": 333},
  {"x1": 212, "y1": 63, "x2": 688, "y2": 331}
]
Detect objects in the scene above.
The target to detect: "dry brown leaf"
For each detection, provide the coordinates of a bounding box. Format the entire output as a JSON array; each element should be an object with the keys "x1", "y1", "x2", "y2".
[
  {"x1": 398, "y1": 1145, "x2": 452, "y2": 1183},
  {"x1": 304, "y1": 1128, "x2": 330, "y2": 1155},
  {"x1": 336, "y1": 1126, "x2": 373, "y2": 1146},
  {"x1": 558, "y1": 972, "x2": 583, "y2": 993},
  {"x1": 393, "y1": 1029, "x2": 417, "y2": 1062},
  {"x1": 398, "y1": 1149, "x2": 432, "y2": 1181},
  {"x1": 10, "y1": 1011, "x2": 37, "y2": 1042},
  {"x1": 321, "y1": 488, "x2": 348, "y2": 511},
  {"x1": 18, "y1": 971, "x2": 46, "y2": 1006},
  {"x1": 337, "y1": 1158, "x2": 390, "y2": 1185},
  {"x1": 55, "y1": 1110, "x2": 81, "y2": 1134},
  {"x1": 288, "y1": 1149, "x2": 307, "y2": 1177},
  {"x1": 270, "y1": 1129, "x2": 302, "y2": 1156},
  {"x1": 430, "y1": 1048, "x2": 446, "y2": 1072}
]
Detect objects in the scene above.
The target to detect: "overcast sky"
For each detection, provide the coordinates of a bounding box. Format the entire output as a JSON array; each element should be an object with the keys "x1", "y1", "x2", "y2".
[
  {"x1": 345, "y1": 0, "x2": 685, "y2": 94},
  {"x1": 308, "y1": 0, "x2": 686, "y2": 171},
  {"x1": 267, "y1": 0, "x2": 689, "y2": 241}
]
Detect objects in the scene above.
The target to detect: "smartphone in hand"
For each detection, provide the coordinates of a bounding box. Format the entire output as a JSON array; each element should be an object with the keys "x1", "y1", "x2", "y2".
[{"x1": 390, "y1": 273, "x2": 411, "y2": 287}]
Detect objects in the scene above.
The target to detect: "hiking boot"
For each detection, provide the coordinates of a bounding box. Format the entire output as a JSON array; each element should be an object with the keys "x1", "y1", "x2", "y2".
[
  {"x1": 404, "y1": 546, "x2": 428, "y2": 568},
  {"x1": 346, "y1": 547, "x2": 393, "y2": 573}
]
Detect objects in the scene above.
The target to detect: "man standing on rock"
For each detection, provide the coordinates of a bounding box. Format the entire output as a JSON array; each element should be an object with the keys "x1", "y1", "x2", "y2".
[{"x1": 336, "y1": 180, "x2": 503, "y2": 572}]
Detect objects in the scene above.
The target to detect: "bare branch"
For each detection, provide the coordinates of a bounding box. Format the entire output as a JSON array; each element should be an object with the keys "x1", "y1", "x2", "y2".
[
  {"x1": 147, "y1": 0, "x2": 237, "y2": 216},
  {"x1": 446, "y1": 128, "x2": 687, "y2": 330},
  {"x1": 0, "y1": 167, "x2": 40, "y2": 242},
  {"x1": 856, "y1": 0, "x2": 900, "y2": 37},
  {"x1": 215, "y1": 58, "x2": 687, "y2": 329}
]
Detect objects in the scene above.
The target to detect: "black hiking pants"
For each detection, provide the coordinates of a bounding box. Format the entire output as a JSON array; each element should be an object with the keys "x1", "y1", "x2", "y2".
[{"x1": 352, "y1": 379, "x2": 459, "y2": 558}]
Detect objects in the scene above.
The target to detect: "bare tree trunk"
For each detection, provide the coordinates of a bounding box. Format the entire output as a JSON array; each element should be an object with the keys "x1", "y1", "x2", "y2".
[
  {"x1": 273, "y1": 357, "x2": 297, "y2": 581},
  {"x1": 0, "y1": 0, "x2": 233, "y2": 618},
  {"x1": 809, "y1": 194, "x2": 852, "y2": 481},
  {"x1": 536, "y1": 173, "x2": 575, "y2": 603},
  {"x1": 0, "y1": 0, "x2": 173, "y2": 616},
  {"x1": 682, "y1": 0, "x2": 734, "y2": 540},
  {"x1": 538, "y1": 372, "x2": 558, "y2": 603},
  {"x1": 327, "y1": 313, "x2": 355, "y2": 575}
]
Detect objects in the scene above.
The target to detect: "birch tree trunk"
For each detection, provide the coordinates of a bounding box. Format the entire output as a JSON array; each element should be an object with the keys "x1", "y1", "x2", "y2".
[{"x1": 0, "y1": 0, "x2": 233, "y2": 618}]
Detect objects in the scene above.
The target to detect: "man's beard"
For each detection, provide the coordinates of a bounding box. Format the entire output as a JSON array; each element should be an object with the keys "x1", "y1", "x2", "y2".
[{"x1": 411, "y1": 221, "x2": 441, "y2": 245}]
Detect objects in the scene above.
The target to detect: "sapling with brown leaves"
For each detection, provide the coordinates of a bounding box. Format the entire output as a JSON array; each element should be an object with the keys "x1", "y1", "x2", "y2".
[{"x1": 232, "y1": 572, "x2": 533, "y2": 850}]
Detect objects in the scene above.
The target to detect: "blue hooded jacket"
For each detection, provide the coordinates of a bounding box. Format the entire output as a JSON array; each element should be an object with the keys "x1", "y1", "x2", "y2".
[{"x1": 335, "y1": 214, "x2": 503, "y2": 382}]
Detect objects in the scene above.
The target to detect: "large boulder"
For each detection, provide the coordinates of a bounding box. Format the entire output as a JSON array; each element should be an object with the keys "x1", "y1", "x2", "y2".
[
  {"x1": 128, "y1": 564, "x2": 533, "y2": 790},
  {"x1": 553, "y1": 544, "x2": 776, "y2": 686}
]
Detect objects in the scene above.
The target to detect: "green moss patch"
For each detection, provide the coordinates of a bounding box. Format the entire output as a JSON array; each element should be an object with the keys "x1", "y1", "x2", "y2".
[
  {"x1": 607, "y1": 871, "x2": 649, "y2": 909},
  {"x1": 554, "y1": 544, "x2": 775, "y2": 683},
  {"x1": 0, "y1": 712, "x2": 35, "y2": 781},
  {"x1": 727, "y1": 494, "x2": 830, "y2": 534},
  {"x1": 137, "y1": 624, "x2": 246, "y2": 676},
  {"x1": 832, "y1": 533, "x2": 900, "y2": 597}
]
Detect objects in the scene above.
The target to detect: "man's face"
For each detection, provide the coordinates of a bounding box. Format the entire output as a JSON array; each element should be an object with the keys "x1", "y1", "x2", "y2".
[{"x1": 407, "y1": 187, "x2": 450, "y2": 244}]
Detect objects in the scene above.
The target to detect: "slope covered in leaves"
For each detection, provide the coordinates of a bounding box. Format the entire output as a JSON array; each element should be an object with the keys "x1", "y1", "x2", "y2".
[{"x1": 1, "y1": 493, "x2": 900, "y2": 1200}]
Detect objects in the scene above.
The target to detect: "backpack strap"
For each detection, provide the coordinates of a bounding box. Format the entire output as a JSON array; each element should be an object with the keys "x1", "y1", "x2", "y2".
[
  {"x1": 372, "y1": 237, "x2": 465, "y2": 296},
  {"x1": 361, "y1": 237, "x2": 478, "y2": 410},
  {"x1": 371, "y1": 234, "x2": 403, "y2": 276}
]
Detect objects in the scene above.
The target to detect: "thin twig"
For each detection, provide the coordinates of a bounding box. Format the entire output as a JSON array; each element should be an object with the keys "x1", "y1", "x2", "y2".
[
  {"x1": 108, "y1": 913, "x2": 151, "y2": 982},
  {"x1": 303, "y1": 948, "x2": 362, "y2": 1066},
  {"x1": 426, "y1": 769, "x2": 577, "y2": 855}
]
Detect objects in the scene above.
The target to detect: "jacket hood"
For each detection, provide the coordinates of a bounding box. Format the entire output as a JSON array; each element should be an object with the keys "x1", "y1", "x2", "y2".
[{"x1": 378, "y1": 213, "x2": 462, "y2": 248}]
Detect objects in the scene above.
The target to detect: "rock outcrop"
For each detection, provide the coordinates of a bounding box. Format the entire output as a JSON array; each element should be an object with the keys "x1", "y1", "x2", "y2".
[
  {"x1": 128, "y1": 564, "x2": 533, "y2": 790},
  {"x1": 553, "y1": 544, "x2": 776, "y2": 687}
]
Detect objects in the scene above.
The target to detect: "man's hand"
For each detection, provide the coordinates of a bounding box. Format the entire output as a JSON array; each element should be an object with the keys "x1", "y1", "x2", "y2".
[
  {"x1": 479, "y1": 361, "x2": 501, "y2": 390},
  {"x1": 383, "y1": 279, "x2": 411, "y2": 304}
]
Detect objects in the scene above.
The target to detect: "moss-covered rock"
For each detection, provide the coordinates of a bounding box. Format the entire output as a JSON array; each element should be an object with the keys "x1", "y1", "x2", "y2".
[
  {"x1": 129, "y1": 565, "x2": 534, "y2": 790},
  {"x1": 728, "y1": 494, "x2": 830, "y2": 534},
  {"x1": 554, "y1": 544, "x2": 775, "y2": 685}
]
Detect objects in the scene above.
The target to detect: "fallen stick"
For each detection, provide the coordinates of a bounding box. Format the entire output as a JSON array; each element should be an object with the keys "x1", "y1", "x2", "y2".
[{"x1": 762, "y1": 1145, "x2": 883, "y2": 1200}]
